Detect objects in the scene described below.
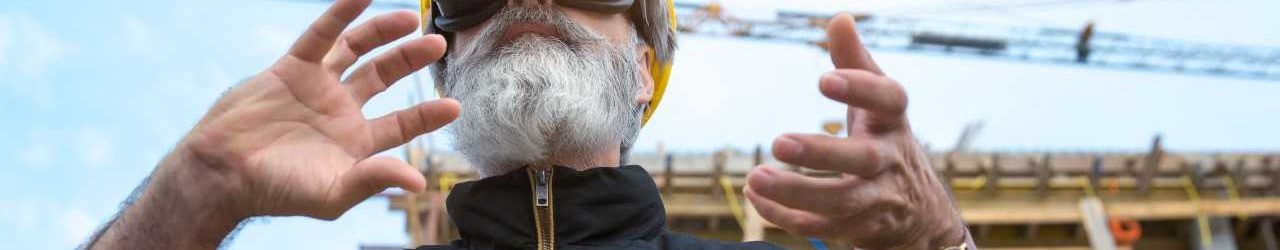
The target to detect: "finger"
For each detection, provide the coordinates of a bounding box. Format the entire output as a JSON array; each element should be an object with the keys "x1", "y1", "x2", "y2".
[
  {"x1": 323, "y1": 156, "x2": 427, "y2": 220},
  {"x1": 367, "y1": 98, "x2": 460, "y2": 153},
  {"x1": 772, "y1": 133, "x2": 897, "y2": 178},
  {"x1": 746, "y1": 167, "x2": 853, "y2": 216},
  {"x1": 846, "y1": 108, "x2": 862, "y2": 136},
  {"x1": 821, "y1": 70, "x2": 908, "y2": 130},
  {"x1": 323, "y1": 10, "x2": 421, "y2": 75},
  {"x1": 346, "y1": 34, "x2": 447, "y2": 104},
  {"x1": 288, "y1": 0, "x2": 372, "y2": 63},
  {"x1": 748, "y1": 167, "x2": 903, "y2": 217},
  {"x1": 744, "y1": 185, "x2": 840, "y2": 238},
  {"x1": 826, "y1": 12, "x2": 883, "y2": 75}
]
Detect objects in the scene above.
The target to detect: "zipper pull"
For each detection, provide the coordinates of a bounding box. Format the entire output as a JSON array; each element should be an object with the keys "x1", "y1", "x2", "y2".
[{"x1": 535, "y1": 169, "x2": 550, "y2": 207}]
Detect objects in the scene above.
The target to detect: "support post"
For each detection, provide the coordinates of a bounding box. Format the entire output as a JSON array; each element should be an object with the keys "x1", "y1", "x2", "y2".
[
  {"x1": 1262, "y1": 218, "x2": 1278, "y2": 250},
  {"x1": 663, "y1": 153, "x2": 674, "y2": 196},
  {"x1": 1090, "y1": 155, "x2": 1104, "y2": 195},
  {"x1": 987, "y1": 154, "x2": 1001, "y2": 197},
  {"x1": 1139, "y1": 135, "x2": 1164, "y2": 196},
  {"x1": 943, "y1": 153, "x2": 956, "y2": 192},
  {"x1": 743, "y1": 144, "x2": 765, "y2": 242},
  {"x1": 709, "y1": 149, "x2": 727, "y2": 231},
  {"x1": 752, "y1": 144, "x2": 763, "y2": 167},
  {"x1": 1036, "y1": 154, "x2": 1052, "y2": 199},
  {"x1": 1190, "y1": 217, "x2": 1239, "y2": 250}
]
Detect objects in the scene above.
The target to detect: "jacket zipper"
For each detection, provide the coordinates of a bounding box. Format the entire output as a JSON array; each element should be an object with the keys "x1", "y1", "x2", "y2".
[{"x1": 530, "y1": 168, "x2": 555, "y2": 250}]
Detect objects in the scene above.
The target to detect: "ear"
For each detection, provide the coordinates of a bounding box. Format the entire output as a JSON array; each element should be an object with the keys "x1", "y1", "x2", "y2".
[{"x1": 635, "y1": 46, "x2": 656, "y2": 105}]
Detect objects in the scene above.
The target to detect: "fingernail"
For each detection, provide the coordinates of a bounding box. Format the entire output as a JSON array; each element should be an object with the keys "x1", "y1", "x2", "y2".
[
  {"x1": 750, "y1": 168, "x2": 775, "y2": 187},
  {"x1": 775, "y1": 136, "x2": 804, "y2": 157},
  {"x1": 757, "y1": 167, "x2": 777, "y2": 179},
  {"x1": 821, "y1": 73, "x2": 847, "y2": 96}
]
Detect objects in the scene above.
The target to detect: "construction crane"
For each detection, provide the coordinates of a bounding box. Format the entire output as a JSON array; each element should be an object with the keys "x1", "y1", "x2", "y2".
[
  {"x1": 285, "y1": 0, "x2": 1280, "y2": 82},
  {"x1": 676, "y1": 1, "x2": 1280, "y2": 81}
]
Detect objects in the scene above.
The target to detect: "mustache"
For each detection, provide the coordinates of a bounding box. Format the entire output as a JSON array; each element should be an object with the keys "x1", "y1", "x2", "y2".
[{"x1": 454, "y1": 5, "x2": 608, "y2": 60}]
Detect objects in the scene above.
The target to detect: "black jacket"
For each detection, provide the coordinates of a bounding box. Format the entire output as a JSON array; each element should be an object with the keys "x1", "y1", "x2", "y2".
[{"x1": 413, "y1": 165, "x2": 782, "y2": 250}]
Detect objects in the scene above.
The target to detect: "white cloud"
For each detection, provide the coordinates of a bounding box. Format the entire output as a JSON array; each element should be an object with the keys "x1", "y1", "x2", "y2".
[
  {"x1": 0, "y1": 16, "x2": 12, "y2": 68},
  {"x1": 122, "y1": 16, "x2": 155, "y2": 59},
  {"x1": 20, "y1": 129, "x2": 52, "y2": 169},
  {"x1": 78, "y1": 129, "x2": 113, "y2": 170},
  {"x1": 20, "y1": 143, "x2": 52, "y2": 169},
  {"x1": 2, "y1": 200, "x2": 43, "y2": 232},
  {"x1": 15, "y1": 17, "x2": 65, "y2": 77},
  {"x1": 0, "y1": 14, "x2": 68, "y2": 108},
  {"x1": 58, "y1": 208, "x2": 97, "y2": 246}
]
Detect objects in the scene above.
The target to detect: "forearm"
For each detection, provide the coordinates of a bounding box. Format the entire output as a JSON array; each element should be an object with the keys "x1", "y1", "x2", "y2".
[{"x1": 86, "y1": 148, "x2": 245, "y2": 250}]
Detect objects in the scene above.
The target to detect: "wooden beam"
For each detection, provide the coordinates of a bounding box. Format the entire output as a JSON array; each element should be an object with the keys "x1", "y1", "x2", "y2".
[
  {"x1": 742, "y1": 198, "x2": 764, "y2": 242},
  {"x1": 1079, "y1": 198, "x2": 1116, "y2": 250},
  {"x1": 388, "y1": 193, "x2": 435, "y2": 211},
  {"x1": 405, "y1": 193, "x2": 424, "y2": 246},
  {"x1": 959, "y1": 198, "x2": 1280, "y2": 224}
]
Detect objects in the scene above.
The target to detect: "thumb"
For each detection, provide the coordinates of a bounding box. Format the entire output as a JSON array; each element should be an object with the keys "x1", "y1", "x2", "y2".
[{"x1": 325, "y1": 156, "x2": 427, "y2": 219}]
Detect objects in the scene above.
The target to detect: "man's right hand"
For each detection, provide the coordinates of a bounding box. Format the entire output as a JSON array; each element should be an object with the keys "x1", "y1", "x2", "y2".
[{"x1": 90, "y1": 0, "x2": 458, "y2": 248}]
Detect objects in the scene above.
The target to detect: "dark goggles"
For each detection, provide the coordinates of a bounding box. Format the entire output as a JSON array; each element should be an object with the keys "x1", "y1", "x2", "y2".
[{"x1": 432, "y1": 0, "x2": 636, "y2": 32}]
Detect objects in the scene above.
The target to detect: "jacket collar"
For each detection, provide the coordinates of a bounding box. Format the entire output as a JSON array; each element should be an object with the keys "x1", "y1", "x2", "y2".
[{"x1": 445, "y1": 165, "x2": 667, "y2": 248}]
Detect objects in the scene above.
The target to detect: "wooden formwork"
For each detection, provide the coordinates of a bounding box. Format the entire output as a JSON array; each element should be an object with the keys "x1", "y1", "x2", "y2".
[{"x1": 385, "y1": 140, "x2": 1280, "y2": 249}]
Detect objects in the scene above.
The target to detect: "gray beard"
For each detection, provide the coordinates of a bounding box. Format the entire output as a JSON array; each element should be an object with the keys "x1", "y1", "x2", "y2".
[{"x1": 442, "y1": 12, "x2": 644, "y2": 177}]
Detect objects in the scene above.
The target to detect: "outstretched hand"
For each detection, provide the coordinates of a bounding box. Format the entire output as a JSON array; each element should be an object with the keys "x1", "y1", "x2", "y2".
[
  {"x1": 744, "y1": 13, "x2": 967, "y2": 249},
  {"x1": 90, "y1": 1, "x2": 458, "y2": 248},
  {"x1": 170, "y1": 0, "x2": 457, "y2": 220}
]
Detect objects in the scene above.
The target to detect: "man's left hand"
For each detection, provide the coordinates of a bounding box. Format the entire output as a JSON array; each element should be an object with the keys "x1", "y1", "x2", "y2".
[{"x1": 744, "y1": 13, "x2": 968, "y2": 249}]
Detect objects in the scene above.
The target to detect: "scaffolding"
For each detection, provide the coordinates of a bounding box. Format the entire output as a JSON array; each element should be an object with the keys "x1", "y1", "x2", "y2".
[{"x1": 370, "y1": 134, "x2": 1280, "y2": 249}]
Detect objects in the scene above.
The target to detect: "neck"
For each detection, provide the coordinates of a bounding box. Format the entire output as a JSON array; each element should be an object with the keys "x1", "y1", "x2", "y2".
[{"x1": 495, "y1": 142, "x2": 624, "y2": 177}]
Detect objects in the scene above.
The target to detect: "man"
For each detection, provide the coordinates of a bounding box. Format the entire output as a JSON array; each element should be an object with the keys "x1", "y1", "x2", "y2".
[
  {"x1": 85, "y1": 0, "x2": 973, "y2": 249},
  {"x1": 1076, "y1": 21, "x2": 1096, "y2": 63}
]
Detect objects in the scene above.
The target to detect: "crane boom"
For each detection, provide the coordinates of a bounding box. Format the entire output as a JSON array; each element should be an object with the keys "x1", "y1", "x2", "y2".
[
  {"x1": 281, "y1": 0, "x2": 1280, "y2": 81},
  {"x1": 677, "y1": 3, "x2": 1280, "y2": 81}
]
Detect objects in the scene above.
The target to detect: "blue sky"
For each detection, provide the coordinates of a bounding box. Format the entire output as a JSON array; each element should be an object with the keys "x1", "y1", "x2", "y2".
[{"x1": 2, "y1": 0, "x2": 1279, "y2": 249}]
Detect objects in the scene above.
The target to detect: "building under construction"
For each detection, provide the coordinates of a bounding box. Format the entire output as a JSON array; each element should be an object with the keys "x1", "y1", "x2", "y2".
[
  {"x1": 367, "y1": 134, "x2": 1280, "y2": 250},
  {"x1": 316, "y1": 1, "x2": 1280, "y2": 249}
]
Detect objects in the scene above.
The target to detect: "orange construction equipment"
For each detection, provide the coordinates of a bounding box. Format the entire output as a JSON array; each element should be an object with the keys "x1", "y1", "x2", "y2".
[{"x1": 1109, "y1": 218, "x2": 1142, "y2": 246}]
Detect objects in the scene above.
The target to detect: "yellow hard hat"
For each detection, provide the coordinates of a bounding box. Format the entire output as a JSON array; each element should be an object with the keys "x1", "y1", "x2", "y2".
[{"x1": 419, "y1": 0, "x2": 676, "y2": 126}]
